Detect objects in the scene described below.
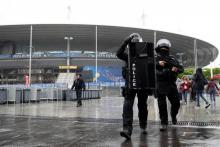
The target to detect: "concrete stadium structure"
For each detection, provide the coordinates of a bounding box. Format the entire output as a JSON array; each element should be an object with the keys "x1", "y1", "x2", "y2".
[{"x1": 0, "y1": 24, "x2": 218, "y2": 83}]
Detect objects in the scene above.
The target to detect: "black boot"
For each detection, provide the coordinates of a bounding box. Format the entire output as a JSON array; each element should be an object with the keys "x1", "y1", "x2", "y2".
[
  {"x1": 120, "y1": 130, "x2": 131, "y2": 140},
  {"x1": 140, "y1": 122, "x2": 147, "y2": 134},
  {"x1": 76, "y1": 103, "x2": 82, "y2": 107},
  {"x1": 172, "y1": 117, "x2": 177, "y2": 125},
  {"x1": 160, "y1": 125, "x2": 168, "y2": 132},
  {"x1": 76, "y1": 101, "x2": 82, "y2": 107},
  {"x1": 140, "y1": 128, "x2": 147, "y2": 134}
]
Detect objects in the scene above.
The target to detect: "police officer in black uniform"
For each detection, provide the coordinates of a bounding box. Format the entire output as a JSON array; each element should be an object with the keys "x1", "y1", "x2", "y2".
[
  {"x1": 71, "y1": 74, "x2": 86, "y2": 107},
  {"x1": 155, "y1": 39, "x2": 184, "y2": 131},
  {"x1": 117, "y1": 33, "x2": 149, "y2": 140}
]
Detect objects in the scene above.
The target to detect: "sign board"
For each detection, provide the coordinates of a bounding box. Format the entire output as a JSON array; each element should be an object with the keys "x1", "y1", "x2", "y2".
[{"x1": 59, "y1": 66, "x2": 77, "y2": 69}]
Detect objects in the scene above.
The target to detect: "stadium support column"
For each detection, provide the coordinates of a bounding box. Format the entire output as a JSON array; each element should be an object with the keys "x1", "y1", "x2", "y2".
[
  {"x1": 210, "y1": 62, "x2": 213, "y2": 78},
  {"x1": 210, "y1": 48, "x2": 216, "y2": 78},
  {"x1": 29, "y1": 25, "x2": 33, "y2": 86},
  {"x1": 154, "y1": 31, "x2": 157, "y2": 48},
  {"x1": 194, "y1": 39, "x2": 198, "y2": 72},
  {"x1": 95, "y1": 26, "x2": 98, "y2": 83}
]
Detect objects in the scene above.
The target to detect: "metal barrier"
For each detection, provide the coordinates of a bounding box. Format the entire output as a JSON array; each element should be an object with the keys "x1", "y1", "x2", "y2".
[
  {"x1": 39, "y1": 88, "x2": 64, "y2": 101},
  {"x1": 0, "y1": 86, "x2": 101, "y2": 104},
  {"x1": 65, "y1": 90, "x2": 101, "y2": 101},
  {"x1": 30, "y1": 88, "x2": 41, "y2": 102},
  {"x1": 39, "y1": 88, "x2": 56, "y2": 101},
  {"x1": 0, "y1": 88, "x2": 7, "y2": 104}
]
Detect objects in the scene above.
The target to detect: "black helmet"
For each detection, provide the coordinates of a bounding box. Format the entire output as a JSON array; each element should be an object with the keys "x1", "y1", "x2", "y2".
[
  {"x1": 129, "y1": 33, "x2": 143, "y2": 42},
  {"x1": 155, "y1": 39, "x2": 171, "y2": 52}
]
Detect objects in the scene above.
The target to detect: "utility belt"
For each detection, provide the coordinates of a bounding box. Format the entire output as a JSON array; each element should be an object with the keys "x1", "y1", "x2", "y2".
[{"x1": 121, "y1": 86, "x2": 153, "y2": 97}]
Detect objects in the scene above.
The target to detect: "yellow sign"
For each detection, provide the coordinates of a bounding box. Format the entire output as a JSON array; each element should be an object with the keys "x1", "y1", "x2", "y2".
[{"x1": 59, "y1": 66, "x2": 77, "y2": 69}]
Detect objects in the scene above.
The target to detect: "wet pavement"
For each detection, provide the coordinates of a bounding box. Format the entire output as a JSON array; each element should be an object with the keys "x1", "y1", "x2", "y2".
[
  {"x1": 0, "y1": 96, "x2": 220, "y2": 146},
  {"x1": 0, "y1": 115, "x2": 220, "y2": 147}
]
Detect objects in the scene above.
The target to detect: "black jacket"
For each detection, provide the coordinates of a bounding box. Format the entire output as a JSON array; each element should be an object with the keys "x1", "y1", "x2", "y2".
[
  {"x1": 192, "y1": 68, "x2": 207, "y2": 91},
  {"x1": 116, "y1": 38, "x2": 132, "y2": 84},
  {"x1": 71, "y1": 78, "x2": 86, "y2": 90},
  {"x1": 156, "y1": 53, "x2": 184, "y2": 94},
  {"x1": 156, "y1": 54, "x2": 184, "y2": 82}
]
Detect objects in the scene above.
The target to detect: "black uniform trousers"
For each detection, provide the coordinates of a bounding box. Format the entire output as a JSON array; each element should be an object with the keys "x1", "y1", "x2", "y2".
[
  {"x1": 76, "y1": 90, "x2": 82, "y2": 105},
  {"x1": 157, "y1": 86, "x2": 180, "y2": 125},
  {"x1": 122, "y1": 89, "x2": 148, "y2": 134}
]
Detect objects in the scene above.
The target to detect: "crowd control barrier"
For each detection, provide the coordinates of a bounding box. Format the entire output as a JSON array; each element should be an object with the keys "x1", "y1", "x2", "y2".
[
  {"x1": 0, "y1": 86, "x2": 101, "y2": 104},
  {"x1": 64, "y1": 90, "x2": 101, "y2": 101}
]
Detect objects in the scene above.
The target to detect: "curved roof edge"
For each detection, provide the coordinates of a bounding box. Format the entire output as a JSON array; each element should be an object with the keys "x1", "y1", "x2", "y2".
[{"x1": 0, "y1": 23, "x2": 218, "y2": 67}]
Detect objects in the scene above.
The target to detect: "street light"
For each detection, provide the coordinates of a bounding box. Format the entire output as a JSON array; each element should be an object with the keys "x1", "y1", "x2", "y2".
[{"x1": 64, "y1": 36, "x2": 74, "y2": 73}]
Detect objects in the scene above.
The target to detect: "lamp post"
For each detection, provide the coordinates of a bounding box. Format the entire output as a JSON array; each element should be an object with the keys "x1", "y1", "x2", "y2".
[
  {"x1": 194, "y1": 39, "x2": 198, "y2": 73},
  {"x1": 64, "y1": 36, "x2": 73, "y2": 73},
  {"x1": 29, "y1": 25, "x2": 33, "y2": 86}
]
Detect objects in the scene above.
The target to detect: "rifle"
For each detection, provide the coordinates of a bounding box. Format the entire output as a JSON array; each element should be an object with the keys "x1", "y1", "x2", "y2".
[{"x1": 158, "y1": 55, "x2": 182, "y2": 70}]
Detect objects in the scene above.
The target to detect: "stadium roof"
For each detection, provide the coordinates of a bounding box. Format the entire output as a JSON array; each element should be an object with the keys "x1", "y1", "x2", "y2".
[{"x1": 0, "y1": 24, "x2": 218, "y2": 67}]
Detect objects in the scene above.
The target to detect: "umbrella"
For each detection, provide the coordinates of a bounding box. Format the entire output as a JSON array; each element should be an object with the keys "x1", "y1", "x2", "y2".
[{"x1": 213, "y1": 74, "x2": 220, "y2": 79}]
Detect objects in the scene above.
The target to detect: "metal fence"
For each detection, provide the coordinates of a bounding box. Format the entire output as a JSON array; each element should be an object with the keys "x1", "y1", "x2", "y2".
[
  {"x1": 0, "y1": 86, "x2": 101, "y2": 104},
  {"x1": 0, "y1": 82, "x2": 125, "y2": 104}
]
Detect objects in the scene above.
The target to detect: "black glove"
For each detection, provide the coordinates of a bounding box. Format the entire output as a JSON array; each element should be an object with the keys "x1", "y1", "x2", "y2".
[{"x1": 124, "y1": 36, "x2": 133, "y2": 44}]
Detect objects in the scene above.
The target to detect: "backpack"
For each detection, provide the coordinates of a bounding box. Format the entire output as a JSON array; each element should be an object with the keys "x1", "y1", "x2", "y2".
[{"x1": 209, "y1": 81, "x2": 216, "y2": 88}]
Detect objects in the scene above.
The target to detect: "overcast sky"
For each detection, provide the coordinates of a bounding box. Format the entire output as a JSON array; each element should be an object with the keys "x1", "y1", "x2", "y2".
[{"x1": 0, "y1": 0, "x2": 220, "y2": 66}]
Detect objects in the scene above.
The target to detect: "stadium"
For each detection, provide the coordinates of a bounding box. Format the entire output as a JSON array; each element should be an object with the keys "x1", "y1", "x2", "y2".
[
  {"x1": 0, "y1": 24, "x2": 218, "y2": 85},
  {"x1": 1, "y1": 0, "x2": 220, "y2": 145},
  {"x1": 1, "y1": 23, "x2": 220, "y2": 146}
]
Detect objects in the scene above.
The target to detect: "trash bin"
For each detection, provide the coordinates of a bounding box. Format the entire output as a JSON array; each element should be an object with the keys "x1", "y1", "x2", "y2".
[
  {"x1": 0, "y1": 88, "x2": 7, "y2": 104},
  {"x1": 39, "y1": 88, "x2": 48, "y2": 101},
  {"x1": 23, "y1": 89, "x2": 31, "y2": 103},
  {"x1": 30, "y1": 88, "x2": 40, "y2": 102},
  {"x1": 57, "y1": 89, "x2": 63, "y2": 101},
  {"x1": 48, "y1": 88, "x2": 55, "y2": 100},
  {"x1": 16, "y1": 89, "x2": 23, "y2": 103},
  {"x1": 7, "y1": 87, "x2": 16, "y2": 104}
]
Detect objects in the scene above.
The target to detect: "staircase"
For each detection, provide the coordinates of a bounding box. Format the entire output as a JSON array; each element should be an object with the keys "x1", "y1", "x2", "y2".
[{"x1": 56, "y1": 73, "x2": 76, "y2": 88}]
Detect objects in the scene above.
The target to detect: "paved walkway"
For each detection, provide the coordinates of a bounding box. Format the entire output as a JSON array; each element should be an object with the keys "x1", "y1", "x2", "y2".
[{"x1": 0, "y1": 96, "x2": 220, "y2": 146}]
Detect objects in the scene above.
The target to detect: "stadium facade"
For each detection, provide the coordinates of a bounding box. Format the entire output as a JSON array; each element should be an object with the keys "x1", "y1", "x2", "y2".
[{"x1": 0, "y1": 24, "x2": 218, "y2": 84}]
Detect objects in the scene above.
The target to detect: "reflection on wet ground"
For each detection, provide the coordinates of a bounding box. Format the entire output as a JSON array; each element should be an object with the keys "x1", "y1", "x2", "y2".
[
  {"x1": 0, "y1": 96, "x2": 220, "y2": 146},
  {"x1": 0, "y1": 115, "x2": 220, "y2": 147}
]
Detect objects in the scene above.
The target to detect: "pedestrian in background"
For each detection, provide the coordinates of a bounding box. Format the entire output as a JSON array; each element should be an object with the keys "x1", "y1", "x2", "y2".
[
  {"x1": 192, "y1": 68, "x2": 210, "y2": 108},
  {"x1": 207, "y1": 78, "x2": 219, "y2": 111},
  {"x1": 180, "y1": 76, "x2": 191, "y2": 104},
  {"x1": 71, "y1": 74, "x2": 86, "y2": 107}
]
